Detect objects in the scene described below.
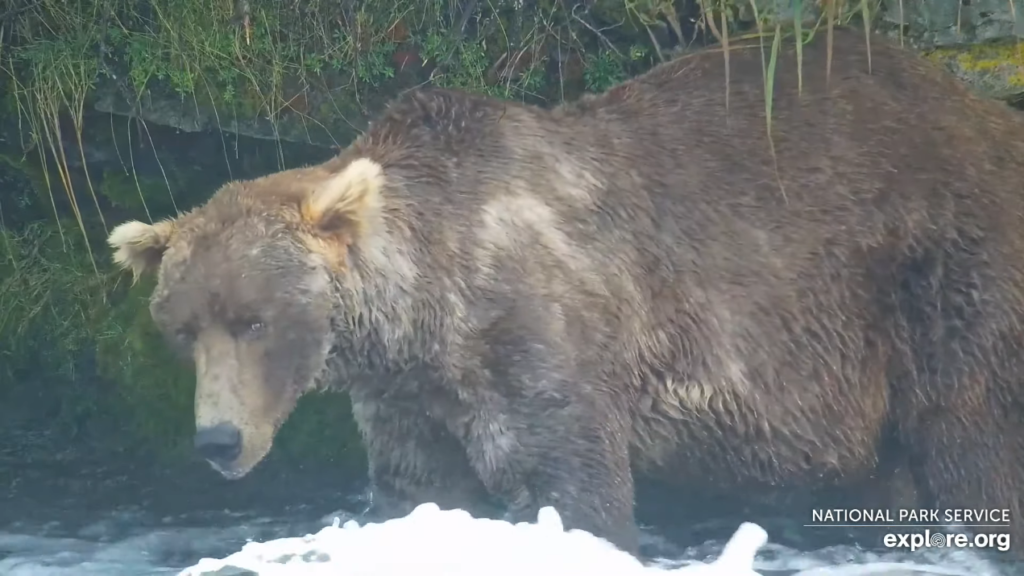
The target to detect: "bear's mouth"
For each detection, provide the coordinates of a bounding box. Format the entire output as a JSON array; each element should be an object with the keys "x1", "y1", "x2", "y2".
[
  {"x1": 207, "y1": 458, "x2": 250, "y2": 480},
  {"x1": 200, "y1": 429, "x2": 277, "y2": 481}
]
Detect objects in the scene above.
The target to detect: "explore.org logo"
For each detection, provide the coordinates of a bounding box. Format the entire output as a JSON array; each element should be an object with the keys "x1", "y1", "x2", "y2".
[{"x1": 806, "y1": 508, "x2": 1012, "y2": 553}]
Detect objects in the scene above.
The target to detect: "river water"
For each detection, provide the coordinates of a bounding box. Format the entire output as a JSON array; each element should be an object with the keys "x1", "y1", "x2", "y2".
[{"x1": 0, "y1": 455, "x2": 1020, "y2": 575}]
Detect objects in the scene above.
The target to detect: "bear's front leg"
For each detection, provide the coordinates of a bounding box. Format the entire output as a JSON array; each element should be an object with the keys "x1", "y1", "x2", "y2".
[
  {"x1": 459, "y1": 384, "x2": 639, "y2": 554},
  {"x1": 458, "y1": 316, "x2": 639, "y2": 554},
  {"x1": 349, "y1": 396, "x2": 500, "y2": 521}
]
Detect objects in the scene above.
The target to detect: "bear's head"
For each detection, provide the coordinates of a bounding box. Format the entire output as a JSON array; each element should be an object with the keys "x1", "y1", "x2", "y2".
[{"x1": 106, "y1": 158, "x2": 386, "y2": 479}]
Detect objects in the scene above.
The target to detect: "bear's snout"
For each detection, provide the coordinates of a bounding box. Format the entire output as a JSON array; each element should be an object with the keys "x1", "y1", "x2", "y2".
[{"x1": 194, "y1": 422, "x2": 243, "y2": 467}]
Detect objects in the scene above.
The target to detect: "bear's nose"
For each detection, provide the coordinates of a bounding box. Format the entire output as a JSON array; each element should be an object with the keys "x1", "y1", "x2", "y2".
[{"x1": 194, "y1": 423, "x2": 242, "y2": 464}]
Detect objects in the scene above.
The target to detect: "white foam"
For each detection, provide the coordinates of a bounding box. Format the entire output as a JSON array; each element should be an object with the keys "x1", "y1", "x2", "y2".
[
  {"x1": 0, "y1": 505, "x2": 1011, "y2": 576},
  {"x1": 179, "y1": 502, "x2": 767, "y2": 576}
]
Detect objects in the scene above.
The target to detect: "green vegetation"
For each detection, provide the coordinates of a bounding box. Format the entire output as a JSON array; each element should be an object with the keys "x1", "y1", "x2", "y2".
[{"x1": 0, "y1": 0, "x2": 901, "y2": 467}]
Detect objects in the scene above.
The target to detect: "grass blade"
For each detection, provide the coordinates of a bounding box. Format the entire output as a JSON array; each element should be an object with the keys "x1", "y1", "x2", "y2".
[
  {"x1": 898, "y1": 0, "x2": 905, "y2": 47},
  {"x1": 795, "y1": 0, "x2": 804, "y2": 96},
  {"x1": 747, "y1": 0, "x2": 788, "y2": 204},
  {"x1": 861, "y1": 0, "x2": 873, "y2": 74},
  {"x1": 721, "y1": 0, "x2": 730, "y2": 114},
  {"x1": 826, "y1": 0, "x2": 835, "y2": 88},
  {"x1": 766, "y1": 23, "x2": 781, "y2": 149}
]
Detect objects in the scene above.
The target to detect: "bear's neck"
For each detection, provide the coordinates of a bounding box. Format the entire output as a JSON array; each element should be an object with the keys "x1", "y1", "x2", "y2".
[{"x1": 322, "y1": 254, "x2": 446, "y2": 386}]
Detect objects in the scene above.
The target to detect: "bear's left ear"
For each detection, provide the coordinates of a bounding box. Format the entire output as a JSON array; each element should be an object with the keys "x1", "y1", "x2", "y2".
[
  {"x1": 301, "y1": 158, "x2": 385, "y2": 246},
  {"x1": 107, "y1": 219, "x2": 177, "y2": 283}
]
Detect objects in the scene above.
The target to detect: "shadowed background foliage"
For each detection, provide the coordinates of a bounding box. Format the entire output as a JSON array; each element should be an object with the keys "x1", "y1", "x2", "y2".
[{"x1": 1, "y1": 0, "x2": 1022, "y2": 478}]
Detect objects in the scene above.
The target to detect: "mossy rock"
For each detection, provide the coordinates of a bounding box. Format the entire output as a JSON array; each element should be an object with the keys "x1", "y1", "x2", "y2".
[
  {"x1": 98, "y1": 168, "x2": 178, "y2": 216},
  {"x1": 926, "y1": 40, "x2": 1024, "y2": 100},
  {"x1": 879, "y1": 0, "x2": 1024, "y2": 48},
  {"x1": 0, "y1": 151, "x2": 58, "y2": 219}
]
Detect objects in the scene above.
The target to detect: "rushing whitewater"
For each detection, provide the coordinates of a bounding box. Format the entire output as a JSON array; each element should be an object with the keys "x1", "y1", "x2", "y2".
[
  {"x1": 0, "y1": 503, "x2": 1013, "y2": 575},
  {"x1": 176, "y1": 504, "x2": 1010, "y2": 576},
  {"x1": 181, "y1": 503, "x2": 767, "y2": 576}
]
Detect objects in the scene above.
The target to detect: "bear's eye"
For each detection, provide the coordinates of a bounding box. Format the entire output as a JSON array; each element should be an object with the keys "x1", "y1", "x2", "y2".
[
  {"x1": 173, "y1": 328, "x2": 195, "y2": 348},
  {"x1": 233, "y1": 319, "x2": 266, "y2": 341}
]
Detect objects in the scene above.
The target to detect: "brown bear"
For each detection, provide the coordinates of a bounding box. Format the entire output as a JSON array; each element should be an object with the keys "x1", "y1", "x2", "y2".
[{"x1": 107, "y1": 26, "x2": 1024, "y2": 557}]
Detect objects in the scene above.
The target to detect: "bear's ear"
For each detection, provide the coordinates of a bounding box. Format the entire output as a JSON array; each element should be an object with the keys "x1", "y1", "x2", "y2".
[
  {"x1": 107, "y1": 219, "x2": 176, "y2": 283},
  {"x1": 300, "y1": 158, "x2": 385, "y2": 246}
]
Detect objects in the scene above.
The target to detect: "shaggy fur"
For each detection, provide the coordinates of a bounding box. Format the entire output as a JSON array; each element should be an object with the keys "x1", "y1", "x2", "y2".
[{"x1": 108, "y1": 27, "x2": 1024, "y2": 556}]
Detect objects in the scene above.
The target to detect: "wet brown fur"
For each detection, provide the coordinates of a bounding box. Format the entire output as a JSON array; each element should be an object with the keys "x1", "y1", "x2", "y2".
[{"x1": 108, "y1": 27, "x2": 1024, "y2": 556}]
